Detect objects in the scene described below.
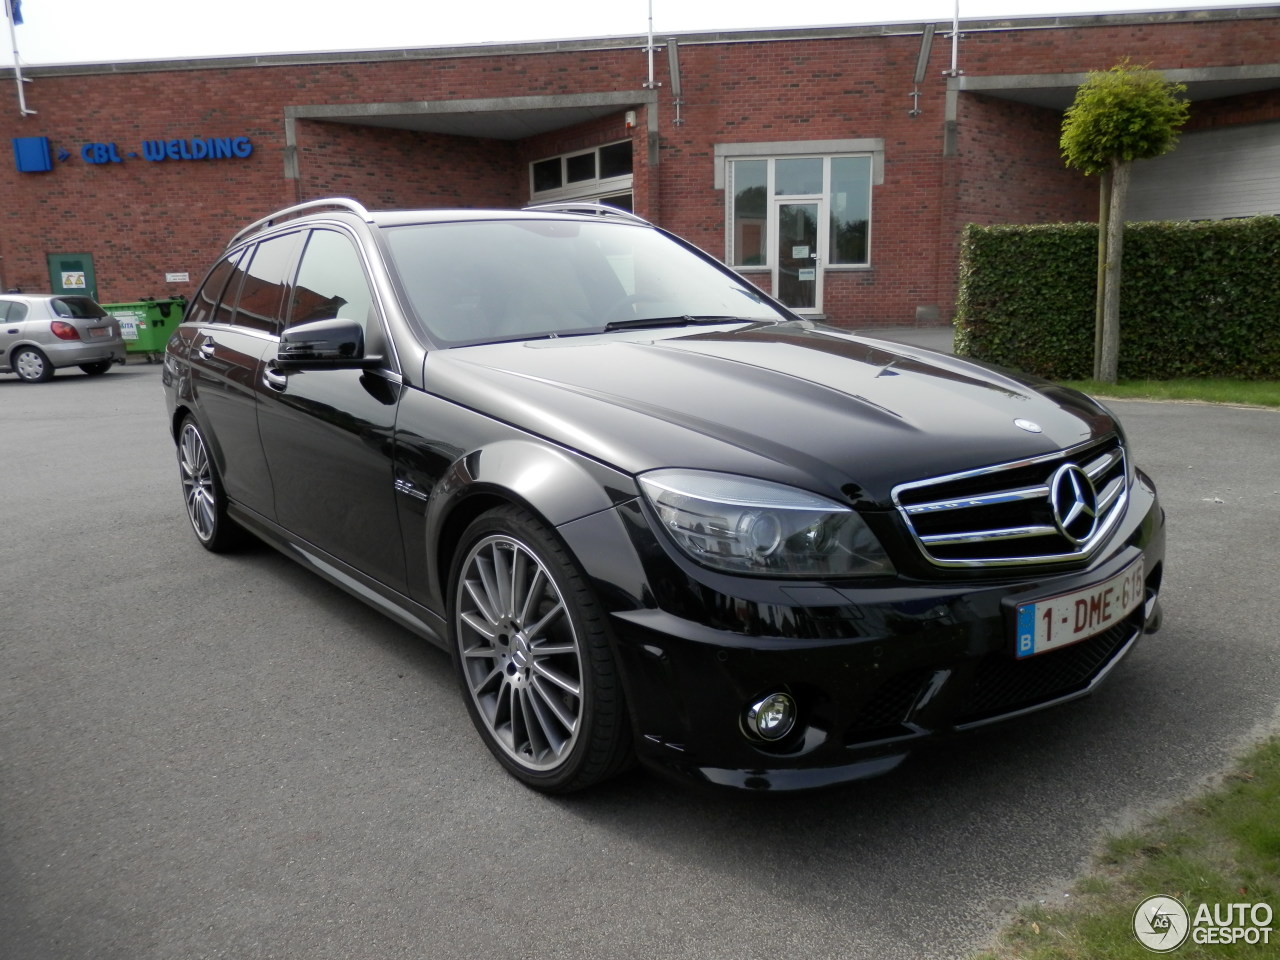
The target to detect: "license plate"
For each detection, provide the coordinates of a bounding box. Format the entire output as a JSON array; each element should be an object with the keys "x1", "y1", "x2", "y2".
[
  {"x1": 88, "y1": 326, "x2": 110, "y2": 339},
  {"x1": 1015, "y1": 557, "x2": 1145, "y2": 658}
]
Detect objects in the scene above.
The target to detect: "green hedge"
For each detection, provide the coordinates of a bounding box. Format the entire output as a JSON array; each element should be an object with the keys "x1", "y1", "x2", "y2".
[{"x1": 954, "y1": 217, "x2": 1280, "y2": 380}]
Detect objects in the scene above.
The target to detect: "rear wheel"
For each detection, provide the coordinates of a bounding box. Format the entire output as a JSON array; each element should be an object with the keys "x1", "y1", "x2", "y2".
[
  {"x1": 13, "y1": 346, "x2": 53, "y2": 382},
  {"x1": 79, "y1": 361, "x2": 112, "y2": 376},
  {"x1": 449, "y1": 505, "x2": 632, "y2": 793},
  {"x1": 177, "y1": 416, "x2": 242, "y2": 552}
]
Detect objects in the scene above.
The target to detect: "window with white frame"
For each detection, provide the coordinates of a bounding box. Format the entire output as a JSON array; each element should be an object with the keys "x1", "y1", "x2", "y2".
[
  {"x1": 718, "y1": 141, "x2": 882, "y2": 270},
  {"x1": 529, "y1": 141, "x2": 634, "y2": 210}
]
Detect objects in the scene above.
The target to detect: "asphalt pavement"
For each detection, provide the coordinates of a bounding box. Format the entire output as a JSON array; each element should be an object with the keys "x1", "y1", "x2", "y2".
[{"x1": 2, "y1": 359, "x2": 1277, "y2": 960}]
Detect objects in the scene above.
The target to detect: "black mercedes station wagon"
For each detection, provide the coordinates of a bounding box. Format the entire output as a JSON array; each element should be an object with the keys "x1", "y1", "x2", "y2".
[{"x1": 162, "y1": 199, "x2": 1165, "y2": 793}]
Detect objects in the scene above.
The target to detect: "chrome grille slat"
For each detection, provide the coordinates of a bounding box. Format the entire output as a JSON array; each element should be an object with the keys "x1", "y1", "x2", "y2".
[
  {"x1": 1084, "y1": 449, "x2": 1122, "y2": 479},
  {"x1": 904, "y1": 484, "x2": 1048, "y2": 516},
  {"x1": 892, "y1": 436, "x2": 1129, "y2": 569},
  {"x1": 1096, "y1": 476, "x2": 1125, "y2": 513},
  {"x1": 921, "y1": 524, "x2": 1059, "y2": 546}
]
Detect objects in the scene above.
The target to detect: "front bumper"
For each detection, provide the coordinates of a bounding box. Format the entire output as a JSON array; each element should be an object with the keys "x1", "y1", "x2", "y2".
[{"x1": 559, "y1": 470, "x2": 1165, "y2": 791}]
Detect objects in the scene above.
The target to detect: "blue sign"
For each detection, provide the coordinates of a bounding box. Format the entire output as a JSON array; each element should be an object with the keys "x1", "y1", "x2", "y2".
[
  {"x1": 81, "y1": 142, "x2": 123, "y2": 164},
  {"x1": 76, "y1": 136, "x2": 255, "y2": 165},
  {"x1": 141, "y1": 137, "x2": 254, "y2": 161},
  {"x1": 15, "y1": 135, "x2": 255, "y2": 169},
  {"x1": 12, "y1": 136, "x2": 52, "y2": 173}
]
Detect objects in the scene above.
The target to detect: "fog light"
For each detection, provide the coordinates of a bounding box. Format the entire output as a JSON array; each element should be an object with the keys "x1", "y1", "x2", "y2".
[{"x1": 746, "y1": 692, "x2": 796, "y2": 741}]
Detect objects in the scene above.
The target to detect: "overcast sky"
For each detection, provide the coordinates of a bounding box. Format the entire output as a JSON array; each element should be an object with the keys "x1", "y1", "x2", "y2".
[{"x1": 1, "y1": 0, "x2": 1265, "y2": 67}]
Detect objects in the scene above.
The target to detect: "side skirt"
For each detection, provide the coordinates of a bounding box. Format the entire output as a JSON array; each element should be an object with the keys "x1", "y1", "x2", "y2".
[{"x1": 229, "y1": 502, "x2": 449, "y2": 650}]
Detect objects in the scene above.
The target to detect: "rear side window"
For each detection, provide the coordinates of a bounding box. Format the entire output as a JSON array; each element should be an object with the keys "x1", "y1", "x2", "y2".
[
  {"x1": 51, "y1": 297, "x2": 107, "y2": 319},
  {"x1": 185, "y1": 254, "x2": 242, "y2": 326},
  {"x1": 233, "y1": 232, "x2": 302, "y2": 335}
]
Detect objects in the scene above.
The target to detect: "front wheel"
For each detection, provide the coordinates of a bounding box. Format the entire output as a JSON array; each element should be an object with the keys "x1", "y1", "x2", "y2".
[
  {"x1": 177, "y1": 416, "x2": 243, "y2": 552},
  {"x1": 449, "y1": 505, "x2": 632, "y2": 793}
]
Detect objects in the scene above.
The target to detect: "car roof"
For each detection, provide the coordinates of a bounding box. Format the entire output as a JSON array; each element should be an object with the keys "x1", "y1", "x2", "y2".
[
  {"x1": 229, "y1": 197, "x2": 651, "y2": 248},
  {"x1": 0, "y1": 293, "x2": 98, "y2": 302}
]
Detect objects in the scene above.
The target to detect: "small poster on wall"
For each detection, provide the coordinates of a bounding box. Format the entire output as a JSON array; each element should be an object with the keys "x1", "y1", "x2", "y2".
[{"x1": 61, "y1": 271, "x2": 87, "y2": 289}]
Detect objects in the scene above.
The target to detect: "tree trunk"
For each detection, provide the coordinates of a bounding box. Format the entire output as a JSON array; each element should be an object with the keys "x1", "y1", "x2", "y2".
[
  {"x1": 1099, "y1": 160, "x2": 1131, "y2": 384},
  {"x1": 1093, "y1": 168, "x2": 1112, "y2": 380}
]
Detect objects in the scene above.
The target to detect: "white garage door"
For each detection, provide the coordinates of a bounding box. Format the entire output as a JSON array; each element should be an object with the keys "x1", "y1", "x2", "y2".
[{"x1": 1128, "y1": 121, "x2": 1280, "y2": 221}]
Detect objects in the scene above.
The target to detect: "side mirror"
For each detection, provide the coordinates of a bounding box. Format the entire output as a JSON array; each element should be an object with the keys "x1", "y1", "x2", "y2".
[{"x1": 276, "y1": 317, "x2": 382, "y2": 370}]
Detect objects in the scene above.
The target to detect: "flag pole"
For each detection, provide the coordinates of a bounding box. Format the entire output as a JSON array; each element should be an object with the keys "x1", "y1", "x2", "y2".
[
  {"x1": 5, "y1": 0, "x2": 35, "y2": 116},
  {"x1": 950, "y1": 0, "x2": 960, "y2": 77}
]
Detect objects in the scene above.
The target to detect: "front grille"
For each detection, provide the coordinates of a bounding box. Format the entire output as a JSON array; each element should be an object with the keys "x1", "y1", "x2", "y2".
[
  {"x1": 955, "y1": 613, "x2": 1139, "y2": 725},
  {"x1": 893, "y1": 436, "x2": 1128, "y2": 569}
]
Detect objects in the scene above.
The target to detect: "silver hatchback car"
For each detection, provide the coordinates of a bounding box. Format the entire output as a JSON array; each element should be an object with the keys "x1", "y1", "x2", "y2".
[{"x1": 0, "y1": 294, "x2": 127, "y2": 382}]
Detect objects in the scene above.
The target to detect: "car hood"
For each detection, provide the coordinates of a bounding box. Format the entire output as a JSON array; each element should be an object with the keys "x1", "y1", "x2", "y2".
[{"x1": 424, "y1": 321, "x2": 1116, "y2": 505}]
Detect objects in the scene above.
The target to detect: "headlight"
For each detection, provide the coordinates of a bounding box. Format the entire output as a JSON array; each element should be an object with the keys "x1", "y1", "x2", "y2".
[{"x1": 638, "y1": 469, "x2": 893, "y2": 577}]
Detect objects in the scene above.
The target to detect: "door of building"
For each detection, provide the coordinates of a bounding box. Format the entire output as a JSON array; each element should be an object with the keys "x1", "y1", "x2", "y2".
[
  {"x1": 773, "y1": 200, "x2": 824, "y2": 313},
  {"x1": 47, "y1": 253, "x2": 98, "y2": 301}
]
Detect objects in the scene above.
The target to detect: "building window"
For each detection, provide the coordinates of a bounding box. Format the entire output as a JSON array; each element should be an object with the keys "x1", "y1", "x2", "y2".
[
  {"x1": 529, "y1": 140, "x2": 634, "y2": 209},
  {"x1": 726, "y1": 154, "x2": 873, "y2": 269}
]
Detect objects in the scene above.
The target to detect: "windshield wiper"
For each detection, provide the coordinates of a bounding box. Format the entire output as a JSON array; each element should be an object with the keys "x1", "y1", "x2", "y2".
[{"x1": 602, "y1": 315, "x2": 747, "y2": 332}]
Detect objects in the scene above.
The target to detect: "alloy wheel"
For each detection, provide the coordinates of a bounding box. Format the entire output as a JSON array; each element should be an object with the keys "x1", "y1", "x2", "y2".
[
  {"x1": 454, "y1": 533, "x2": 584, "y2": 773},
  {"x1": 179, "y1": 422, "x2": 218, "y2": 543}
]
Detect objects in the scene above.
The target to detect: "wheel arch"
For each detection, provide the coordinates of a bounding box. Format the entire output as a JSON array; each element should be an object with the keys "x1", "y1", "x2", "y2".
[
  {"x1": 424, "y1": 438, "x2": 636, "y2": 611},
  {"x1": 170, "y1": 403, "x2": 192, "y2": 442}
]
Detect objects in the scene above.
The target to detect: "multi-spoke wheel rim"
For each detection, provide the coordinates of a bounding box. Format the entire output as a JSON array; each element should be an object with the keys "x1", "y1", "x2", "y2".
[
  {"x1": 455, "y1": 534, "x2": 584, "y2": 772},
  {"x1": 179, "y1": 423, "x2": 217, "y2": 543},
  {"x1": 15, "y1": 350, "x2": 45, "y2": 381}
]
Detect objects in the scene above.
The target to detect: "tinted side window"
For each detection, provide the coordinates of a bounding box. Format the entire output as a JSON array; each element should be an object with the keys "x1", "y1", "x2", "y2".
[
  {"x1": 290, "y1": 230, "x2": 376, "y2": 335},
  {"x1": 233, "y1": 232, "x2": 301, "y2": 335},
  {"x1": 0, "y1": 301, "x2": 11, "y2": 321},
  {"x1": 185, "y1": 254, "x2": 241, "y2": 326},
  {"x1": 5, "y1": 301, "x2": 29, "y2": 322}
]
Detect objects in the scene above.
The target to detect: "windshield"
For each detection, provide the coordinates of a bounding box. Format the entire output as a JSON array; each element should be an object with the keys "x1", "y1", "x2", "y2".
[{"x1": 383, "y1": 218, "x2": 788, "y2": 346}]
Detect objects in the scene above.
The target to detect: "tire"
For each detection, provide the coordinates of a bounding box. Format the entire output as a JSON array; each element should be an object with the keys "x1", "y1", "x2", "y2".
[
  {"x1": 177, "y1": 416, "x2": 243, "y2": 552},
  {"x1": 12, "y1": 346, "x2": 53, "y2": 383},
  {"x1": 79, "y1": 361, "x2": 112, "y2": 376},
  {"x1": 449, "y1": 505, "x2": 632, "y2": 793}
]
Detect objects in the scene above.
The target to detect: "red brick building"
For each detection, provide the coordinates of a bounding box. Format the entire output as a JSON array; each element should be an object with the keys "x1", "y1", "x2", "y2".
[{"x1": 3, "y1": 6, "x2": 1278, "y2": 326}]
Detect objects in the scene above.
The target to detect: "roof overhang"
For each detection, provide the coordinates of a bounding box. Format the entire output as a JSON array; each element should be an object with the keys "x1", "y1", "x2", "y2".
[
  {"x1": 285, "y1": 91, "x2": 657, "y2": 140},
  {"x1": 954, "y1": 63, "x2": 1280, "y2": 111}
]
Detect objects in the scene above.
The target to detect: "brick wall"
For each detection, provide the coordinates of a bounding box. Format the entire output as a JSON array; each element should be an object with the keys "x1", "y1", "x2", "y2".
[
  {"x1": 297, "y1": 122, "x2": 523, "y2": 209},
  {"x1": 1, "y1": 11, "x2": 1277, "y2": 320}
]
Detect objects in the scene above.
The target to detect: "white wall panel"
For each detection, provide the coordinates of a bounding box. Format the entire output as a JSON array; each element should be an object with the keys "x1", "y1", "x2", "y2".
[{"x1": 1128, "y1": 122, "x2": 1280, "y2": 221}]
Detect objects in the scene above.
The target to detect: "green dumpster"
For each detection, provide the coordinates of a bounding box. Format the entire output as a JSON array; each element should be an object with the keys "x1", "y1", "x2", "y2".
[{"x1": 102, "y1": 297, "x2": 185, "y2": 362}]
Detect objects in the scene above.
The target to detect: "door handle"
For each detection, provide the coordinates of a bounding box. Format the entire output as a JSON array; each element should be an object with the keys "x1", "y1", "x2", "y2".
[{"x1": 263, "y1": 367, "x2": 288, "y2": 392}]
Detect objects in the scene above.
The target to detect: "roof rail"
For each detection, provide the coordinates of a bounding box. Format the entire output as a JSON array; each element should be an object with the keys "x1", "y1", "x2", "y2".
[
  {"x1": 521, "y1": 201, "x2": 652, "y2": 227},
  {"x1": 229, "y1": 197, "x2": 373, "y2": 247}
]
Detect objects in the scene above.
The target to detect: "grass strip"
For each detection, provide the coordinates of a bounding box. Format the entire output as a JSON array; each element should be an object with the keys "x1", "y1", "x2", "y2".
[
  {"x1": 974, "y1": 737, "x2": 1280, "y2": 959},
  {"x1": 1060, "y1": 380, "x2": 1280, "y2": 409}
]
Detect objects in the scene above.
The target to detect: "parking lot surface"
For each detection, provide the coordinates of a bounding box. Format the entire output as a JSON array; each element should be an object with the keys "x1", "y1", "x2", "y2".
[{"x1": 2, "y1": 361, "x2": 1277, "y2": 959}]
